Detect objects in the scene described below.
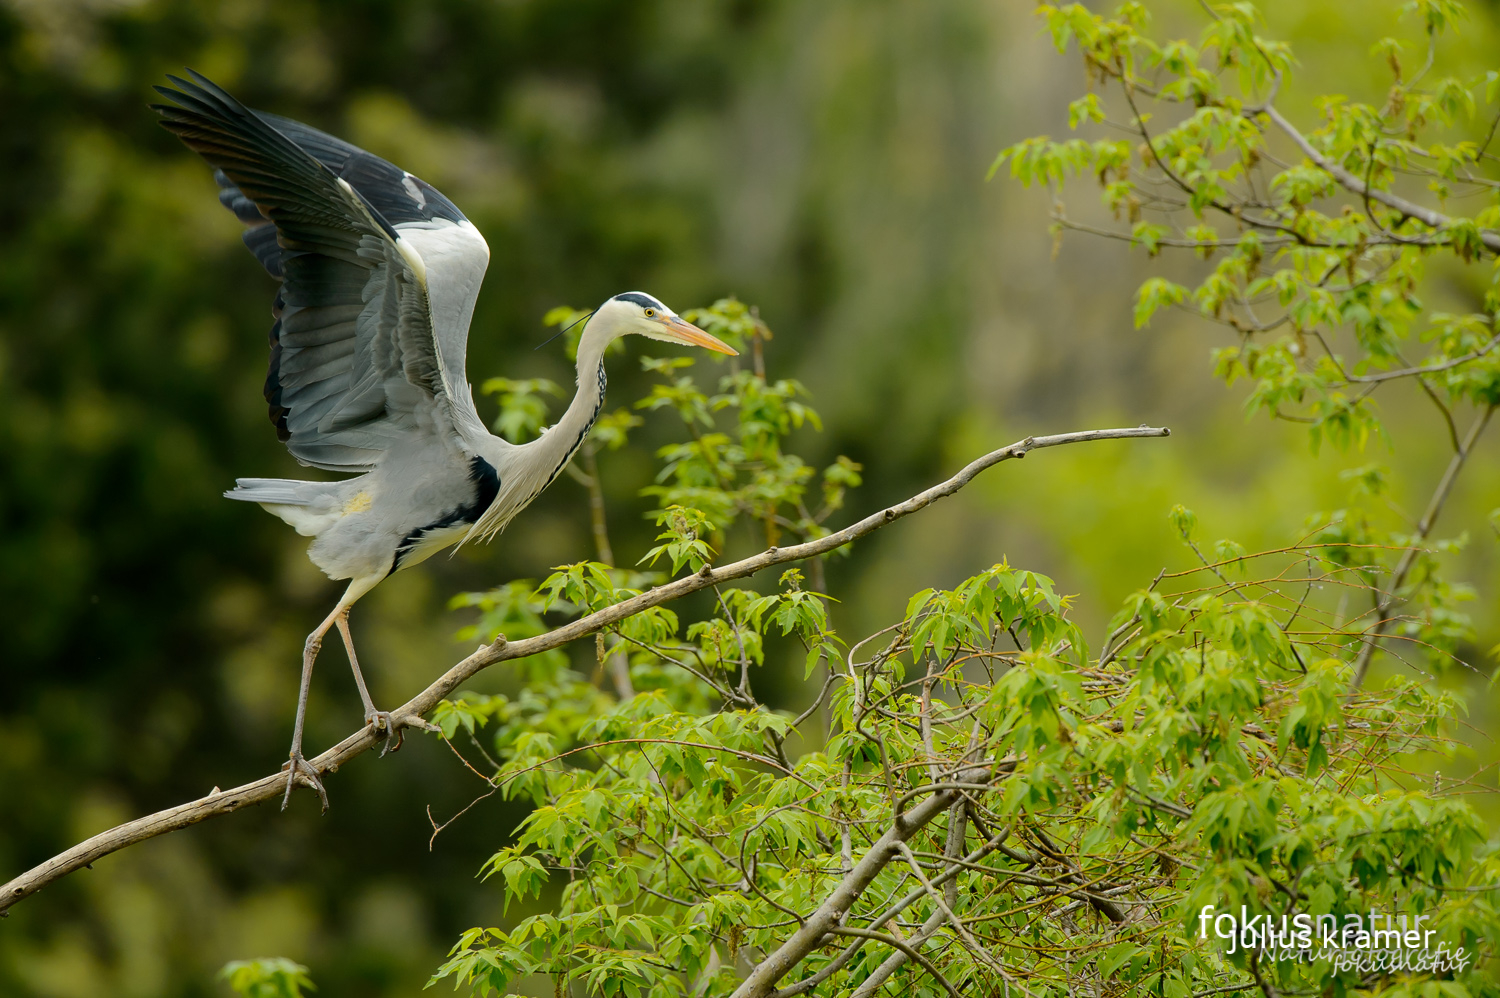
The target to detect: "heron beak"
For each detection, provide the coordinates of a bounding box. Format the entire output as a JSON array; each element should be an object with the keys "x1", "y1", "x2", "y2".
[{"x1": 661, "y1": 316, "x2": 738, "y2": 356}]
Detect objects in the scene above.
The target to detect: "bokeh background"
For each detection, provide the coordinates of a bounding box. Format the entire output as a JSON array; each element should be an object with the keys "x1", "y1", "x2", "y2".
[{"x1": 3, "y1": 1, "x2": 1498, "y2": 995}]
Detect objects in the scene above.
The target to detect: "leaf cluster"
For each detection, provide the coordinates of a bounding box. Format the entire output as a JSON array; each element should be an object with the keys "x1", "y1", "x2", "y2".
[{"x1": 993, "y1": 0, "x2": 1500, "y2": 462}]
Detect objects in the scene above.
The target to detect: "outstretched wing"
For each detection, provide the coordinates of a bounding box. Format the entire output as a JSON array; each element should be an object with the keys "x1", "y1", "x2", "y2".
[{"x1": 153, "y1": 71, "x2": 492, "y2": 472}]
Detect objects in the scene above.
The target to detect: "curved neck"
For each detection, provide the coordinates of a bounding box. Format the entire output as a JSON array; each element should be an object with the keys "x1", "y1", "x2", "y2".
[
  {"x1": 466, "y1": 321, "x2": 620, "y2": 545},
  {"x1": 514, "y1": 325, "x2": 611, "y2": 490}
]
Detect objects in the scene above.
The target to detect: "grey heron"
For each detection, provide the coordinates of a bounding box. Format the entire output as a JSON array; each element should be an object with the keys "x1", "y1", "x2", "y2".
[{"x1": 152, "y1": 72, "x2": 735, "y2": 810}]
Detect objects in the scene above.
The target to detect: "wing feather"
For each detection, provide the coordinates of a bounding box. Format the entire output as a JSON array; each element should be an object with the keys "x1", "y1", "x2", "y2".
[{"x1": 153, "y1": 71, "x2": 493, "y2": 472}]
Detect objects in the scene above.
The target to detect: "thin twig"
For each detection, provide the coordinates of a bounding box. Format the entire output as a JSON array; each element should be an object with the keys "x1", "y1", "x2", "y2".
[
  {"x1": 1348, "y1": 405, "x2": 1494, "y2": 689},
  {"x1": 822, "y1": 927, "x2": 964, "y2": 998},
  {"x1": 894, "y1": 841, "x2": 1012, "y2": 978}
]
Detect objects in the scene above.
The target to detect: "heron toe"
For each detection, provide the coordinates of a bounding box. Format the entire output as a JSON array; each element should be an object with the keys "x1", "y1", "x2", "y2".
[
  {"x1": 367, "y1": 710, "x2": 405, "y2": 756},
  {"x1": 281, "y1": 753, "x2": 329, "y2": 813}
]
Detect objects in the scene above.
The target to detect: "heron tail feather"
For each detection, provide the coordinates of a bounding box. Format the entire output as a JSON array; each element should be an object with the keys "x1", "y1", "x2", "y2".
[{"x1": 224, "y1": 478, "x2": 321, "y2": 505}]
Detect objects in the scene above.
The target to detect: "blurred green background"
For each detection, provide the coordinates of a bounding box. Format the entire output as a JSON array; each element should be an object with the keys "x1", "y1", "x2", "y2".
[{"x1": 3, "y1": 0, "x2": 1498, "y2": 995}]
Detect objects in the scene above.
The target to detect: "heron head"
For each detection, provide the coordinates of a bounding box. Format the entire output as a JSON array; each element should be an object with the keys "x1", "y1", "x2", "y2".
[{"x1": 597, "y1": 292, "x2": 738, "y2": 355}]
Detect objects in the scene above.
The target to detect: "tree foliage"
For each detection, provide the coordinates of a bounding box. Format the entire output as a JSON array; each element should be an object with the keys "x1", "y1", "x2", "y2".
[
  {"x1": 993, "y1": 0, "x2": 1500, "y2": 692},
  {"x1": 406, "y1": 3, "x2": 1500, "y2": 995}
]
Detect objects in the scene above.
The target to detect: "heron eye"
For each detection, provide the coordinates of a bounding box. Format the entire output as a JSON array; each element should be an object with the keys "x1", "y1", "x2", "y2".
[{"x1": 644, "y1": 308, "x2": 656, "y2": 317}]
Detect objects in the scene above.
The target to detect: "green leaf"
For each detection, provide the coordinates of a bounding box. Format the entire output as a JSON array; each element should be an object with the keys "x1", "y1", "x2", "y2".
[
  {"x1": 220, "y1": 959, "x2": 315, "y2": 998},
  {"x1": 1068, "y1": 93, "x2": 1105, "y2": 129}
]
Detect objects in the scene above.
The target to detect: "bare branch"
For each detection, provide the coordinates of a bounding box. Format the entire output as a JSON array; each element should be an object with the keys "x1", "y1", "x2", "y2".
[
  {"x1": 0, "y1": 425, "x2": 1168, "y2": 914},
  {"x1": 1341, "y1": 337, "x2": 1500, "y2": 384}
]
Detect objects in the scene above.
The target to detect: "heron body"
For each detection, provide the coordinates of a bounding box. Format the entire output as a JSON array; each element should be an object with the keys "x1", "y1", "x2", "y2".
[{"x1": 152, "y1": 72, "x2": 734, "y2": 809}]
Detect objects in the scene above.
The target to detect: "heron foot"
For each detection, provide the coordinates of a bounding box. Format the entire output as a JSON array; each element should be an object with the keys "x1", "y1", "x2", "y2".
[
  {"x1": 281, "y1": 752, "x2": 329, "y2": 813},
  {"x1": 366, "y1": 710, "x2": 405, "y2": 757}
]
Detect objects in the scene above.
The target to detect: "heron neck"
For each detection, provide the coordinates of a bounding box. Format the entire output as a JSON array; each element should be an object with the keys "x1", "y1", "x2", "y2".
[{"x1": 521, "y1": 331, "x2": 610, "y2": 486}]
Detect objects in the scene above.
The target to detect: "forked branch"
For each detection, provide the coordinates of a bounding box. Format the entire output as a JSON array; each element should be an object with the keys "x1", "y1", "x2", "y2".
[
  {"x1": 1262, "y1": 104, "x2": 1500, "y2": 254},
  {"x1": 0, "y1": 425, "x2": 1169, "y2": 915}
]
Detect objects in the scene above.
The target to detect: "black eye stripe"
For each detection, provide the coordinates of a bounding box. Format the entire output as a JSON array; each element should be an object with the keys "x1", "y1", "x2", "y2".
[{"x1": 613, "y1": 291, "x2": 665, "y2": 311}]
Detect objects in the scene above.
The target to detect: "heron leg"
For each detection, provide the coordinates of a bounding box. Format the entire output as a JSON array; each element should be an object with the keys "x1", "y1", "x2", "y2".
[
  {"x1": 280, "y1": 576, "x2": 384, "y2": 812},
  {"x1": 282, "y1": 601, "x2": 344, "y2": 813},
  {"x1": 335, "y1": 610, "x2": 402, "y2": 756}
]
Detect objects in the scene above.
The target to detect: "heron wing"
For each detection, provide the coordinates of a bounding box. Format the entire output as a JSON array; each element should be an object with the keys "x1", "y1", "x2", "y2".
[{"x1": 153, "y1": 71, "x2": 492, "y2": 473}]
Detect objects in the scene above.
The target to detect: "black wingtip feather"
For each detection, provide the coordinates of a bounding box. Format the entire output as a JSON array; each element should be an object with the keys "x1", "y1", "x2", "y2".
[
  {"x1": 150, "y1": 69, "x2": 477, "y2": 468},
  {"x1": 157, "y1": 73, "x2": 225, "y2": 114},
  {"x1": 266, "y1": 295, "x2": 291, "y2": 441}
]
